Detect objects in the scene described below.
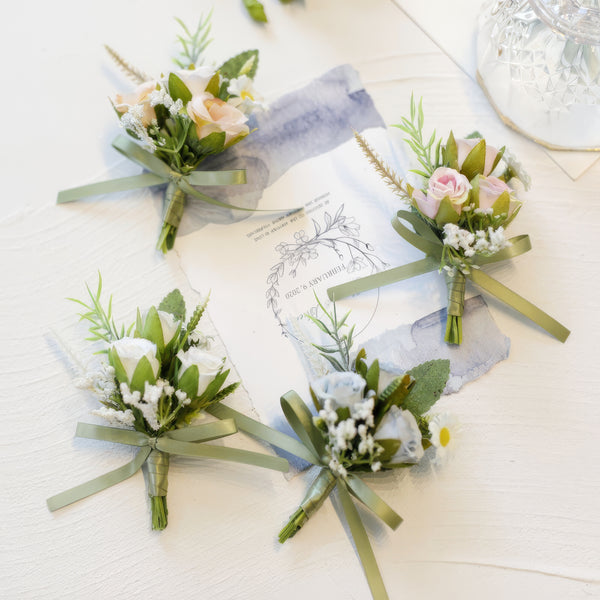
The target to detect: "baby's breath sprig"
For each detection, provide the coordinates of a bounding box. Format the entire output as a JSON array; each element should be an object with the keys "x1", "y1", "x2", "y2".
[
  {"x1": 392, "y1": 94, "x2": 442, "y2": 179},
  {"x1": 173, "y1": 13, "x2": 213, "y2": 69},
  {"x1": 68, "y1": 273, "x2": 131, "y2": 345}
]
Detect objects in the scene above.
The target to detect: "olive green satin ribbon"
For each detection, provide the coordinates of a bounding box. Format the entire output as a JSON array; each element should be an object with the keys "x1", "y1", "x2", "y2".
[
  {"x1": 56, "y1": 135, "x2": 252, "y2": 215},
  {"x1": 328, "y1": 210, "x2": 570, "y2": 343},
  {"x1": 47, "y1": 418, "x2": 288, "y2": 512},
  {"x1": 209, "y1": 396, "x2": 401, "y2": 600}
]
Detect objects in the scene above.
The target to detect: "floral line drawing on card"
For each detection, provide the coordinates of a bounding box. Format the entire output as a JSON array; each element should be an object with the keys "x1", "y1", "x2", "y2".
[{"x1": 265, "y1": 203, "x2": 387, "y2": 333}]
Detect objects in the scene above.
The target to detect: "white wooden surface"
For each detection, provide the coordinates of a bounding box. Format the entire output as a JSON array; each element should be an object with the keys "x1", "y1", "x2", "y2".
[{"x1": 1, "y1": 1, "x2": 599, "y2": 599}]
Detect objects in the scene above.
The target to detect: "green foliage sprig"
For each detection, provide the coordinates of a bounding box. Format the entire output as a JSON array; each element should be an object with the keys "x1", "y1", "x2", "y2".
[{"x1": 173, "y1": 13, "x2": 213, "y2": 69}]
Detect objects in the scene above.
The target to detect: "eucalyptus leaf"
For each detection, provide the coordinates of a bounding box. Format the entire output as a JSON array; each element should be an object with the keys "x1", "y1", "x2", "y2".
[
  {"x1": 158, "y1": 289, "x2": 186, "y2": 321},
  {"x1": 219, "y1": 49, "x2": 259, "y2": 80},
  {"x1": 404, "y1": 359, "x2": 450, "y2": 416}
]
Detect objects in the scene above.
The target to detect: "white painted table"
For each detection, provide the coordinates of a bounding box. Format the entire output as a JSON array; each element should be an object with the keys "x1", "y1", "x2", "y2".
[{"x1": 1, "y1": 1, "x2": 599, "y2": 599}]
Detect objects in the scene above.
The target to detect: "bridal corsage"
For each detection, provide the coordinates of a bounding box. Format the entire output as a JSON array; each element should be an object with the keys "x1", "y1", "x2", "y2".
[
  {"x1": 47, "y1": 276, "x2": 287, "y2": 530},
  {"x1": 276, "y1": 298, "x2": 451, "y2": 599},
  {"x1": 57, "y1": 15, "x2": 266, "y2": 253},
  {"x1": 328, "y1": 96, "x2": 569, "y2": 345}
]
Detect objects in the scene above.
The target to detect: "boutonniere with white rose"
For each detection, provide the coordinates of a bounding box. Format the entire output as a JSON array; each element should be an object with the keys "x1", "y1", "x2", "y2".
[
  {"x1": 47, "y1": 275, "x2": 287, "y2": 530},
  {"x1": 328, "y1": 96, "x2": 569, "y2": 345},
  {"x1": 272, "y1": 297, "x2": 452, "y2": 600},
  {"x1": 56, "y1": 15, "x2": 271, "y2": 253}
]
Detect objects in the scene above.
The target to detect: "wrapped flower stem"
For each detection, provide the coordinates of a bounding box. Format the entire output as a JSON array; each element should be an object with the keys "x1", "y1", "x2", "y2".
[
  {"x1": 279, "y1": 468, "x2": 336, "y2": 543},
  {"x1": 146, "y1": 449, "x2": 170, "y2": 530},
  {"x1": 157, "y1": 182, "x2": 186, "y2": 254},
  {"x1": 444, "y1": 270, "x2": 466, "y2": 345}
]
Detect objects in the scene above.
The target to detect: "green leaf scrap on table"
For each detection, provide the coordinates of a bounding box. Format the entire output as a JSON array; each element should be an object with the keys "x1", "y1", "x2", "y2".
[
  {"x1": 47, "y1": 274, "x2": 288, "y2": 530},
  {"x1": 243, "y1": 0, "x2": 296, "y2": 23},
  {"x1": 327, "y1": 95, "x2": 570, "y2": 346},
  {"x1": 56, "y1": 15, "x2": 272, "y2": 254}
]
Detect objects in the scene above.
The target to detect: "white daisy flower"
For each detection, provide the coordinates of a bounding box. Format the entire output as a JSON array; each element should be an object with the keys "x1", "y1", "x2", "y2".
[
  {"x1": 429, "y1": 413, "x2": 459, "y2": 464},
  {"x1": 227, "y1": 75, "x2": 265, "y2": 112}
]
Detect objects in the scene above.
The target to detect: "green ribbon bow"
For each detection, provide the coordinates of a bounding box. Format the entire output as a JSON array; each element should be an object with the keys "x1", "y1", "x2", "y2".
[
  {"x1": 327, "y1": 210, "x2": 570, "y2": 343},
  {"x1": 57, "y1": 135, "x2": 250, "y2": 215},
  {"x1": 47, "y1": 418, "x2": 288, "y2": 513},
  {"x1": 208, "y1": 397, "x2": 402, "y2": 600}
]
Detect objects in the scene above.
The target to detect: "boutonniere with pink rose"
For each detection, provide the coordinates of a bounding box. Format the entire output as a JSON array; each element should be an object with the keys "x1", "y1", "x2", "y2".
[
  {"x1": 57, "y1": 15, "x2": 270, "y2": 253},
  {"x1": 47, "y1": 275, "x2": 288, "y2": 530},
  {"x1": 328, "y1": 96, "x2": 570, "y2": 345}
]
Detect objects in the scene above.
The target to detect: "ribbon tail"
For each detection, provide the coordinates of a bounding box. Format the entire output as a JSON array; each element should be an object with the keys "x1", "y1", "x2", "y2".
[
  {"x1": 346, "y1": 476, "x2": 403, "y2": 530},
  {"x1": 328, "y1": 257, "x2": 439, "y2": 301},
  {"x1": 57, "y1": 173, "x2": 166, "y2": 203},
  {"x1": 468, "y1": 269, "x2": 570, "y2": 342},
  {"x1": 159, "y1": 439, "x2": 288, "y2": 472},
  {"x1": 206, "y1": 404, "x2": 318, "y2": 465},
  {"x1": 47, "y1": 447, "x2": 151, "y2": 512},
  {"x1": 338, "y1": 482, "x2": 390, "y2": 600}
]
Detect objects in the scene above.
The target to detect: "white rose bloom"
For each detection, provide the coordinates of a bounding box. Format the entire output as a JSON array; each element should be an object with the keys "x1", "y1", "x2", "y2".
[
  {"x1": 111, "y1": 337, "x2": 160, "y2": 382},
  {"x1": 176, "y1": 347, "x2": 223, "y2": 397},
  {"x1": 311, "y1": 372, "x2": 366, "y2": 409},
  {"x1": 374, "y1": 406, "x2": 424, "y2": 464}
]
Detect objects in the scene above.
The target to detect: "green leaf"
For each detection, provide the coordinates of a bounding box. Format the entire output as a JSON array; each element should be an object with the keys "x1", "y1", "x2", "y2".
[
  {"x1": 219, "y1": 49, "x2": 259, "y2": 80},
  {"x1": 365, "y1": 359, "x2": 379, "y2": 394},
  {"x1": 444, "y1": 130, "x2": 458, "y2": 170},
  {"x1": 490, "y1": 145, "x2": 505, "y2": 173},
  {"x1": 379, "y1": 374, "x2": 413, "y2": 408},
  {"x1": 137, "y1": 306, "x2": 165, "y2": 351},
  {"x1": 130, "y1": 355, "x2": 158, "y2": 393},
  {"x1": 205, "y1": 71, "x2": 221, "y2": 97},
  {"x1": 168, "y1": 72, "x2": 192, "y2": 104},
  {"x1": 470, "y1": 174, "x2": 480, "y2": 209},
  {"x1": 158, "y1": 289, "x2": 186, "y2": 322},
  {"x1": 195, "y1": 131, "x2": 226, "y2": 156},
  {"x1": 177, "y1": 365, "x2": 199, "y2": 398},
  {"x1": 376, "y1": 439, "x2": 401, "y2": 462},
  {"x1": 404, "y1": 359, "x2": 450, "y2": 416},
  {"x1": 460, "y1": 139, "x2": 486, "y2": 180},
  {"x1": 108, "y1": 347, "x2": 129, "y2": 386},
  {"x1": 435, "y1": 196, "x2": 461, "y2": 226},
  {"x1": 492, "y1": 190, "x2": 510, "y2": 217},
  {"x1": 243, "y1": 1, "x2": 268, "y2": 23}
]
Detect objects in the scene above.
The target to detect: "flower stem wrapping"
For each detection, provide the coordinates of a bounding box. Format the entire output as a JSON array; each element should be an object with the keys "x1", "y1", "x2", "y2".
[
  {"x1": 278, "y1": 468, "x2": 336, "y2": 543},
  {"x1": 444, "y1": 270, "x2": 466, "y2": 345},
  {"x1": 157, "y1": 182, "x2": 186, "y2": 254},
  {"x1": 146, "y1": 449, "x2": 170, "y2": 530}
]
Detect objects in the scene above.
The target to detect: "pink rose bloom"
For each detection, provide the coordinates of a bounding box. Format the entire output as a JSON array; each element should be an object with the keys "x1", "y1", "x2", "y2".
[
  {"x1": 176, "y1": 66, "x2": 215, "y2": 96},
  {"x1": 412, "y1": 189, "x2": 440, "y2": 219},
  {"x1": 456, "y1": 138, "x2": 500, "y2": 176},
  {"x1": 478, "y1": 176, "x2": 512, "y2": 210},
  {"x1": 427, "y1": 167, "x2": 471, "y2": 215},
  {"x1": 113, "y1": 80, "x2": 157, "y2": 126},
  {"x1": 187, "y1": 92, "x2": 249, "y2": 144}
]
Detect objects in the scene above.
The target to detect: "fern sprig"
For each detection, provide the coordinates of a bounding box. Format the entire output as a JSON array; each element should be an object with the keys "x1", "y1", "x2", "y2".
[
  {"x1": 69, "y1": 273, "x2": 127, "y2": 345},
  {"x1": 173, "y1": 13, "x2": 213, "y2": 69},
  {"x1": 392, "y1": 94, "x2": 442, "y2": 178},
  {"x1": 354, "y1": 131, "x2": 413, "y2": 203},
  {"x1": 104, "y1": 45, "x2": 150, "y2": 84},
  {"x1": 306, "y1": 294, "x2": 354, "y2": 372}
]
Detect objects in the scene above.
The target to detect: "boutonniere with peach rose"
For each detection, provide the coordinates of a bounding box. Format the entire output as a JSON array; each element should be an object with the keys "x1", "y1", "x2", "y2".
[
  {"x1": 328, "y1": 96, "x2": 569, "y2": 345},
  {"x1": 57, "y1": 15, "x2": 271, "y2": 253},
  {"x1": 47, "y1": 275, "x2": 288, "y2": 530}
]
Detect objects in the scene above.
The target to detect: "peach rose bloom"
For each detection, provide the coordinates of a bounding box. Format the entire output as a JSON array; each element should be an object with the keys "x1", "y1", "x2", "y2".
[
  {"x1": 113, "y1": 80, "x2": 157, "y2": 126},
  {"x1": 187, "y1": 92, "x2": 249, "y2": 144}
]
